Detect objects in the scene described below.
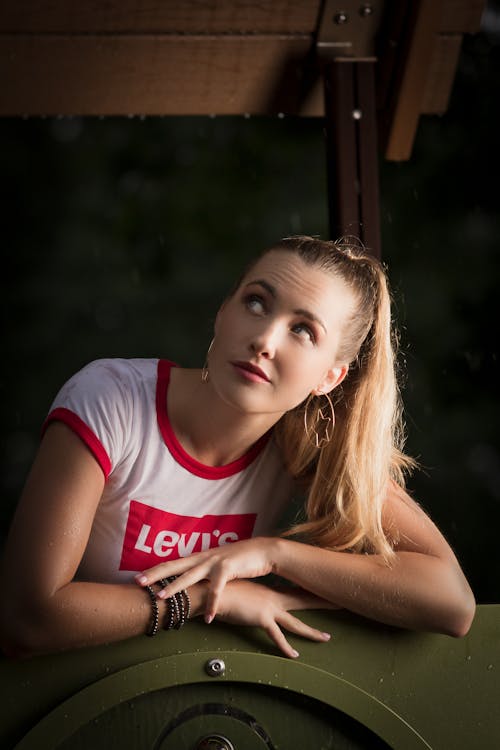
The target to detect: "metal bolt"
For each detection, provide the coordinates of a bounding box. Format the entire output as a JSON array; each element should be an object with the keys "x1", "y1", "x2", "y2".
[
  {"x1": 334, "y1": 12, "x2": 349, "y2": 24},
  {"x1": 196, "y1": 735, "x2": 234, "y2": 750},
  {"x1": 359, "y1": 4, "x2": 374, "y2": 17},
  {"x1": 205, "y1": 657, "x2": 226, "y2": 677}
]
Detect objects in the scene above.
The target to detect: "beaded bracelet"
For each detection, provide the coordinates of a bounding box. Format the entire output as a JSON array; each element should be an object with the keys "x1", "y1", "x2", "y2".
[
  {"x1": 157, "y1": 576, "x2": 190, "y2": 630},
  {"x1": 174, "y1": 587, "x2": 185, "y2": 630},
  {"x1": 183, "y1": 587, "x2": 191, "y2": 623},
  {"x1": 157, "y1": 578, "x2": 174, "y2": 630},
  {"x1": 144, "y1": 584, "x2": 159, "y2": 637}
]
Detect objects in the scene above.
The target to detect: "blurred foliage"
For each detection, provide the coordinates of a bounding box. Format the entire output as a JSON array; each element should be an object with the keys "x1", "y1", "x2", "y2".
[{"x1": 1, "y1": 32, "x2": 498, "y2": 602}]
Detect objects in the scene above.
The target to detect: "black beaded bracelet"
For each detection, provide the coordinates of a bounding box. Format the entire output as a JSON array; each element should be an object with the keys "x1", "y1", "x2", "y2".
[
  {"x1": 157, "y1": 576, "x2": 189, "y2": 630},
  {"x1": 174, "y1": 589, "x2": 185, "y2": 630},
  {"x1": 158, "y1": 578, "x2": 175, "y2": 630},
  {"x1": 183, "y1": 587, "x2": 191, "y2": 623},
  {"x1": 144, "y1": 584, "x2": 159, "y2": 637}
]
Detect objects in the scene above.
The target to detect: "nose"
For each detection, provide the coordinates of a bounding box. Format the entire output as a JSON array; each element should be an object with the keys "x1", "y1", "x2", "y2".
[{"x1": 249, "y1": 320, "x2": 281, "y2": 359}]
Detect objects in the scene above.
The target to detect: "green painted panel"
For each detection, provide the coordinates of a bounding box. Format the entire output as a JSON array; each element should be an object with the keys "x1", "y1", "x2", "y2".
[{"x1": 1, "y1": 605, "x2": 498, "y2": 750}]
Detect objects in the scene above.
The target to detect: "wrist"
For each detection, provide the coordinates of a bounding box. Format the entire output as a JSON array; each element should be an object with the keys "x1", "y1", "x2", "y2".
[
  {"x1": 187, "y1": 581, "x2": 209, "y2": 619},
  {"x1": 270, "y1": 536, "x2": 288, "y2": 576}
]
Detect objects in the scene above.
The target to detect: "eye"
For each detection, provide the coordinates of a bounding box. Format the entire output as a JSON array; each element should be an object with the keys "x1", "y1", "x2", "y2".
[
  {"x1": 291, "y1": 322, "x2": 316, "y2": 343},
  {"x1": 244, "y1": 293, "x2": 266, "y2": 315}
]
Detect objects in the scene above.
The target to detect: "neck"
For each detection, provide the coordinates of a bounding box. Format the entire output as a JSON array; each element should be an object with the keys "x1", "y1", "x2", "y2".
[{"x1": 167, "y1": 368, "x2": 280, "y2": 466}]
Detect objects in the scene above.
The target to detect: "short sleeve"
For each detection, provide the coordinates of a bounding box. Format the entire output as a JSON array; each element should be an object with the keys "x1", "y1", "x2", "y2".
[{"x1": 43, "y1": 359, "x2": 134, "y2": 479}]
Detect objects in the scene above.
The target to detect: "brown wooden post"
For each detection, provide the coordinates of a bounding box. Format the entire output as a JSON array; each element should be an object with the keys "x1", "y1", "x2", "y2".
[{"x1": 323, "y1": 60, "x2": 380, "y2": 258}]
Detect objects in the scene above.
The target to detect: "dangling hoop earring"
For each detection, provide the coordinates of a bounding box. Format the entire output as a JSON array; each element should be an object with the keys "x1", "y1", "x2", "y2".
[
  {"x1": 201, "y1": 339, "x2": 214, "y2": 383},
  {"x1": 304, "y1": 391, "x2": 335, "y2": 449}
]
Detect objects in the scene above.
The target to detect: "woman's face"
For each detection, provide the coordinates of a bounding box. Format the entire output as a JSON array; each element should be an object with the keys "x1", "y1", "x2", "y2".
[{"x1": 208, "y1": 250, "x2": 356, "y2": 418}]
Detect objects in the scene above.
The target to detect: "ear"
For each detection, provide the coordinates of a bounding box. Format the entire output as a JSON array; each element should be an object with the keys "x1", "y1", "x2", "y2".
[{"x1": 312, "y1": 364, "x2": 348, "y2": 396}]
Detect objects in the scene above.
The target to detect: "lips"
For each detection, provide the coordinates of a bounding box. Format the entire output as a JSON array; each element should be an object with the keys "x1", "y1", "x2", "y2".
[{"x1": 231, "y1": 360, "x2": 271, "y2": 383}]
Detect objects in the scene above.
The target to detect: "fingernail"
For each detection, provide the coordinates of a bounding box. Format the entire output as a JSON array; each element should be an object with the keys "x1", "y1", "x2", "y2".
[
  {"x1": 157, "y1": 590, "x2": 167, "y2": 599},
  {"x1": 205, "y1": 614, "x2": 213, "y2": 624},
  {"x1": 291, "y1": 649, "x2": 299, "y2": 658},
  {"x1": 322, "y1": 632, "x2": 331, "y2": 640},
  {"x1": 135, "y1": 574, "x2": 147, "y2": 585}
]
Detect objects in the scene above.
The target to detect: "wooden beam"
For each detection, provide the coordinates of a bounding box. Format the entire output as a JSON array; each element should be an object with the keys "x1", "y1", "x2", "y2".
[
  {"x1": 0, "y1": 35, "x2": 325, "y2": 116},
  {"x1": 384, "y1": 0, "x2": 441, "y2": 161},
  {"x1": 324, "y1": 61, "x2": 380, "y2": 256},
  {"x1": 0, "y1": 0, "x2": 321, "y2": 33},
  {"x1": 441, "y1": 0, "x2": 485, "y2": 33},
  {"x1": 422, "y1": 33, "x2": 463, "y2": 114}
]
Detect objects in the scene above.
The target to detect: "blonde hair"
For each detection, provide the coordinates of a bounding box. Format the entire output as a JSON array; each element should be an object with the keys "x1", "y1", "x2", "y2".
[{"x1": 262, "y1": 236, "x2": 416, "y2": 562}]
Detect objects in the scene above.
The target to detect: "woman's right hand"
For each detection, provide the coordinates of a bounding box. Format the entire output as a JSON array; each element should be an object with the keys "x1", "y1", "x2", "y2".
[{"x1": 215, "y1": 580, "x2": 337, "y2": 658}]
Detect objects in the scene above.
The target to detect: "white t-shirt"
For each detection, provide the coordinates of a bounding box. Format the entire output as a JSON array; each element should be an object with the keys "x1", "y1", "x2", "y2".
[{"x1": 44, "y1": 358, "x2": 294, "y2": 583}]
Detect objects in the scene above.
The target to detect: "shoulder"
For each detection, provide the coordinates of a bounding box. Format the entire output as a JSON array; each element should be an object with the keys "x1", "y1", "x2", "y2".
[
  {"x1": 45, "y1": 358, "x2": 162, "y2": 474},
  {"x1": 56, "y1": 358, "x2": 159, "y2": 401},
  {"x1": 72, "y1": 357, "x2": 159, "y2": 384}
]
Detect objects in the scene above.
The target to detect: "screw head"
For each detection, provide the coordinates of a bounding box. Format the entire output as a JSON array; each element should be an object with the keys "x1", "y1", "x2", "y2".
[
  {"x1": 334, "y1": 12, "x2": 349, "y2": 24},
  {"x1": 205, "y1": 657, "x2": 226, "y2": 677},
  {"x1": 359, "y1": 4, "x2": 374, "y2": 17}
]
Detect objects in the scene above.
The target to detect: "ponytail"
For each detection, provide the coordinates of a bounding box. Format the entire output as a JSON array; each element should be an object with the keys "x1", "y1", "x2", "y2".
[{"x1": 272, "y1": 237, "x2": 416, "y2": 562}]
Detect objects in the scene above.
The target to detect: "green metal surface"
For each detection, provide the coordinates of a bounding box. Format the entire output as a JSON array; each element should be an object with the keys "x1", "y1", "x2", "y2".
[{"x1": 1, "y1": 605, "x2": 498, "y2": 750}]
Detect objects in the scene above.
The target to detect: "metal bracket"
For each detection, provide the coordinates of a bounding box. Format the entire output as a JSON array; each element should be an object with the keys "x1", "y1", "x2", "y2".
[{"x1": 317, "y1": 0, "x2": 386, "y2": 60}]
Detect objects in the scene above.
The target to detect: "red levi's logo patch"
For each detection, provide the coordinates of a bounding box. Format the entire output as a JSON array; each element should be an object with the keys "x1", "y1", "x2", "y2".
[{"x1": 120, "y1": 500, "x2": 257, "y2": 571}]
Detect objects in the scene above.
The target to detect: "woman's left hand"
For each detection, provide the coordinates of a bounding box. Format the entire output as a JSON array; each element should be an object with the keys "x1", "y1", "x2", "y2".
[{"x1": 135, "y1": 537, "x2": 278, "y2": 622}]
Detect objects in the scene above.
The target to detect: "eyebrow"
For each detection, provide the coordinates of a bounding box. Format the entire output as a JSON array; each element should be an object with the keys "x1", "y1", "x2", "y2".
[{"x1": 244, "y1": 279, "x2": 327, "y2": 333}]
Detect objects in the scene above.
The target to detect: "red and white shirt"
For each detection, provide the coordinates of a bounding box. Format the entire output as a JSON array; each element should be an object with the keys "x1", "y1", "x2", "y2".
[{"x1": 44, "y1": 359, "x2": 294, "y2": 583}]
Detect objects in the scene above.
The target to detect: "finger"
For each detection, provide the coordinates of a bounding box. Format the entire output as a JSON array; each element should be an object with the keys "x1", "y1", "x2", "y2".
[
  {"x1": 277, "y1": 611, "x2": 331, "y2": 643},
  {"x1": 155, "y1": 565, "x2": 210, "y2": 600},
  {"x1": 134, "y1": 557, "x2": 198, "y2": 586},
  {"x1": 264, "y1": 621, "x2": 300, "y2": 659},
  {"x1": 204, "y1": 573, "x2": 229, "y2": 624}
]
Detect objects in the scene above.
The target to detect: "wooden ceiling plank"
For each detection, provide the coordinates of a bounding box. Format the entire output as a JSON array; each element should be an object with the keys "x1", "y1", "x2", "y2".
[
  {"x1": 0, "y1": 35, "x2": 324, "y2": 116},
  {"x1": 0, "y1": 0, "x2": 321, "y2": 34}
]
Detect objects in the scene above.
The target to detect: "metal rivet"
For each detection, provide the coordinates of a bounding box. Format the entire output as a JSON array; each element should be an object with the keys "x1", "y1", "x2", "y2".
[
  {"x1": 205, "y1": 657, "x2": 226, "y2": 677},
  {"x1": 352, "y1": 109, "x2": 362, "y2": 120},
  {"x1": 359, "y1": 4, "x2": 373, "y2": 17},
  {"x1": 334, "y1": 12, "x2": 349, "y2": 24}
]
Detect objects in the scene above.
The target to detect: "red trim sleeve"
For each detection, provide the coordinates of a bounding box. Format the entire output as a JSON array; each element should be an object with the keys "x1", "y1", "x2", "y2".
[{"x1": 42, "y1": 407, "x2": 112, "y2": 479}]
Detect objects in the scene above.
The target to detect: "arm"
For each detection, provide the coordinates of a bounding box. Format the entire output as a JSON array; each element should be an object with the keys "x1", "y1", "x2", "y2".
[
  {"x1": 0, "y1": 423, "x2": 208, "y2": 656},
  {"x1": 0, "y1": 424, "x2": 329, "y2": 658},
  {"x1": 274, "y1": 482, "x2": 475, "y2": 636},
  {"x1": 138, "y1": 482, "x2": 475, "y2": 637}
]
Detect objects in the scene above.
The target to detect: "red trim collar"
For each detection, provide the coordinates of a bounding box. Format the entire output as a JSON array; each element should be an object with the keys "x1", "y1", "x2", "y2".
[{"x1": 156, "y1": 359, "x2": 270, "y2": 479}]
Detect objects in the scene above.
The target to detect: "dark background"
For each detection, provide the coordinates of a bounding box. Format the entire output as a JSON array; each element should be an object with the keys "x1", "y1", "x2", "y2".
[{"x1": 1, "y1": 28, "x2": 499, "y2": 603}]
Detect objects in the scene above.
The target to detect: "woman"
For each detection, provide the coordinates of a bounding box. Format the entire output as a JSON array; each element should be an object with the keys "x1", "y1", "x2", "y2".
[{"x1": 0, "y1": 236, "x2": 475, "y2": 659}]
